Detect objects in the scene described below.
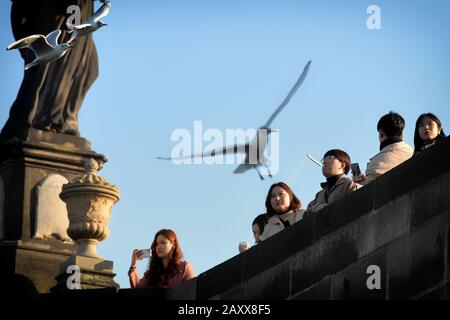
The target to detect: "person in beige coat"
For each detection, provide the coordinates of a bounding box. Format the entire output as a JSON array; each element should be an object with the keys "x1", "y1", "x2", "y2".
[
  {"x1": 259, "y1": 182, "x2": 305, "y2": 242},
  {"x1": 305, "y1": 149, "x2": 360, "y2": 216},
  {"x1": 355, "y1": 112, "x2": 413, "y2": 185}
]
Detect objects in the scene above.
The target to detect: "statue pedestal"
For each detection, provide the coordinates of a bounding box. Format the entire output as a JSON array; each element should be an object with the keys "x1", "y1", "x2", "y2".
[
  {"x1": 0, "y1": 129, "x2": 111, "y2": 294},
  {"x1": 54, "y1": 255, "x2": 119, "y2": 291}
]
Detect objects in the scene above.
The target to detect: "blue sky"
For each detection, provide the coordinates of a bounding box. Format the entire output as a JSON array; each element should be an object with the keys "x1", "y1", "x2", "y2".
[{"x1": 1, "y1": 0, "x2": 449, "y2": 288}]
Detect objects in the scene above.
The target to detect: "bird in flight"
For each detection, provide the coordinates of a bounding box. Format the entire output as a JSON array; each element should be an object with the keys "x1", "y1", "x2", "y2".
[
  {"x1": 157, "y1": 60, "x2": 312, "y2": 180},
  {"x1": 6, "y1": 29, "x2": 74, "y2": 70},
  {"x1": 66, "y1": 0, "x2": 111, "y2": 44}
]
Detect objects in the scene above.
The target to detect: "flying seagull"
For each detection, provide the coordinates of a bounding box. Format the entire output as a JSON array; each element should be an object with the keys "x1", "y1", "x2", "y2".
[
  {"x1": 6, "y1": 29, "x2": 73, "y2": 70},
  {"x1": 66, "y1": 0, "x2": 111, "y2": 43},
  {"x1": 157, "y1": 60, "x2": 312, "y2": 180}
]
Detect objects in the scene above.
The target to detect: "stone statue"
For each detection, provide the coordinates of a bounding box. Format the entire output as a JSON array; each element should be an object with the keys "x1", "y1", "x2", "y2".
[{"x1": 0, "y1": 0, "x2": 99, "y2": 142}]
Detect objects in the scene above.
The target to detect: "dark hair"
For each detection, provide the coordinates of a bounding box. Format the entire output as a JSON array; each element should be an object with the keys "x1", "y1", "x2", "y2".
[
  {"x1": 323, "y1": 149, "x2": 351, "y2": 175},
  {"x1": 414, "y1": 113, "x2": 446, "y2": 153},
  {"x1": 252, "y1": 214, "x2": 268, "y2": 235},
  {"x1": 144, "y1": 229, "x2": 184, "y2": 287},
  {"x1": 377, "y1": 111, "x2": 405, "y2": 138},
  {"x1": 265, "y1": 182, "x2": 301, "y2": 217}
]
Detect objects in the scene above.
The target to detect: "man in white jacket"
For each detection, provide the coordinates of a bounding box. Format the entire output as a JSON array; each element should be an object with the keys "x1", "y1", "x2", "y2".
[{"x1": 355, "y1": 112, "x2": 414, "y2": 185}]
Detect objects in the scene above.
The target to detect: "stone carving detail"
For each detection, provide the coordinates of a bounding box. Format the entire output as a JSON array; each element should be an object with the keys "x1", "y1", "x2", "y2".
[
  {"x1": 60, "y1": 159, "x2": 119, "y2": 258},
  {"x1": 34, "y1": 174, "x2": 71, "y2": 242}
]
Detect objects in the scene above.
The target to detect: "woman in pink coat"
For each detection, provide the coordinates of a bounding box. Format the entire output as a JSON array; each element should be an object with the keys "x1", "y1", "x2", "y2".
[{"x1": 128, "y1": 229, "x2": 195, "y2": 288}]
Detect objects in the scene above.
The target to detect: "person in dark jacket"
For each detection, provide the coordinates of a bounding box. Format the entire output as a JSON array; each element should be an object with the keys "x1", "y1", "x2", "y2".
[{"x1": 414, "y1": 113, "x2": 446, "y2": 155}]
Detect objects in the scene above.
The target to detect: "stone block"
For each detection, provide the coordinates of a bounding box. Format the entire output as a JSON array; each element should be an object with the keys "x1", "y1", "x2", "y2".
[{"x1": 331, "y1": 249, "x2": 387, "y2": 300}]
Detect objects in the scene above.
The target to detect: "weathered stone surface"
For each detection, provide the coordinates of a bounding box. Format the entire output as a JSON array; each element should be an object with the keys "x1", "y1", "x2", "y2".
[
  {"x1": 1, "y1": 239, "x2": 75, "y2": 294},
  {"x1": 166, "y1": 278, "x2": 196, "y2": 300},
  {"x1": 331, "y1": 249, "x2": 387, "y2": 300},
  {"x1": 418, "y1": 281, "x2": 450, "y2": 300},
  {"x1": 0, "y1": 137, "x2": 106, "y2": 293},
  {"x1": 386, "y1": 214, "x2": 446, "y2": 299},
  {"x1": 34, "y1": 174, "x2": 71, "y2": 241},
  {"x1": 0, "y1": 136, "x2": 106, "y2": 241},
  {"x1": 357, "y1": 194, "x2": 411, "y2": 258},
  {"x1": 290, "y1": 276, "x2": 331, "y2": 300},
  {"x1": 54, "y1": 255, "x2": 119, "y2": 291},
  {"x1": 220, "y1": 262, "x2": 291, "y2": 300},
  {"x1": 0, "y1": 177, "x2": 4, "y2": 240},
  {"x1": 411, "y1": 170, "x2": 450, "y2": 229},
  {"x1": 290, "y1": 223, "x2": 359, "y2": 295}
]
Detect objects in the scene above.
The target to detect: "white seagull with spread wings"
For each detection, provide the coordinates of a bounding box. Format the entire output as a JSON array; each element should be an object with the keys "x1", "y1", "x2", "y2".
[
  {"x1": 66, "y1": 0, "x2": 111, "y2": 43},
  {"x1": 6, "y1": 29, "x2": 73, "y2": 70},
  {"x1": 158, "y1": 60, "x2": 312, "y2": 180}
]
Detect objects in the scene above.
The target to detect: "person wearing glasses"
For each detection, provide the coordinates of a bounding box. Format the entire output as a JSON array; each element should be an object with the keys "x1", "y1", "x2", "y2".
[{"x1": 304, "y1": 149, "x2": 360, "y2": 216}]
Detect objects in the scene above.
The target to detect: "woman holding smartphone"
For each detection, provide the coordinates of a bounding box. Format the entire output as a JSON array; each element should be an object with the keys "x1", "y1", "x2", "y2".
[{"x1": 128, "y1": 229, "x2": 195, "y2": 288}]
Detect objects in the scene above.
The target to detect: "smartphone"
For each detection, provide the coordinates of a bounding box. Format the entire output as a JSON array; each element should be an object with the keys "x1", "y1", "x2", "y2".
[
  {"x1": 351, "y1": 163, "x2": 361, "y2": 176},
  {"x1": 140, "y1": 249, "x2": 151, "y2": 259}
]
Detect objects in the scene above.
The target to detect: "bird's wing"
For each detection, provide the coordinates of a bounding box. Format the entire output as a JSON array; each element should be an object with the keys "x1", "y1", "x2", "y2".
[
  {"x1": 73, "y1": 23, "x2": 92, "y2": 30},
  {"x1": 233, "y1": 163, "x2": 254, "y2": 174},
  {"x1": 157, "y1": 143, "x2": 248, "y2": 160},
  {"x1": 6, "y1": 35, "x2": 43, "y2": 50},
  {"x1": 87, "y1": 0, "x2": 111, "y2": 24},
  {"x1": 67, "y1": 21, "x2": 91, "y2": 30},
  {"x1": 28, "y1": 36, "x2": 54, "y2": 57},
  {"x1": 45, "y1": 29, "x2": 61, "y2": 47},
  {"x1": 263, "y1": 60, "x2": 311, "y2": 128}
]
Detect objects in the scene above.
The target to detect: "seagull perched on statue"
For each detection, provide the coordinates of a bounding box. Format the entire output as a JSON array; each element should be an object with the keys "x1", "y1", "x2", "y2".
[
  {"x1": 6, "y1": 29, "x2": 73, "y2": 70},
  {"x1": 157, "y1": 60, "x2": 312, "y2": 180},
  {"x1": 66, "y1": 0, "x2": 111, "y2": 43}
]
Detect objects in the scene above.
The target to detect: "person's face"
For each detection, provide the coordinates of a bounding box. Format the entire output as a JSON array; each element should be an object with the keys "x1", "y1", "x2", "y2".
[
  {"x1": 252, "y1": 224, "x2": 261, "y2": 242},
  {"x1": 155, "y1": 234, "x2": 174, "y2": 259},
  {"x1": 419, "y1": 117, "x2": 441, "y2": 142},
  {"x1": 270, "y1": 186, "x2": 291, "y2": 213},
  {"x1": 322, "y1": 155, "x2": 345, "y2": 178}
]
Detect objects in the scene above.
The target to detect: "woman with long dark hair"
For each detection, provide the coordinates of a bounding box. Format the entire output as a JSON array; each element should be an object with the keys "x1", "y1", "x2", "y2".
[
  {"x1": 258, "y1": 182, "x2": 305, "y2": 241},
  {"x1": 128, "y1": 229, "x2": 195, "y2": 288},
  {"x1": 414, "y1": 113, "x2": 446, "y2": 154}
]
